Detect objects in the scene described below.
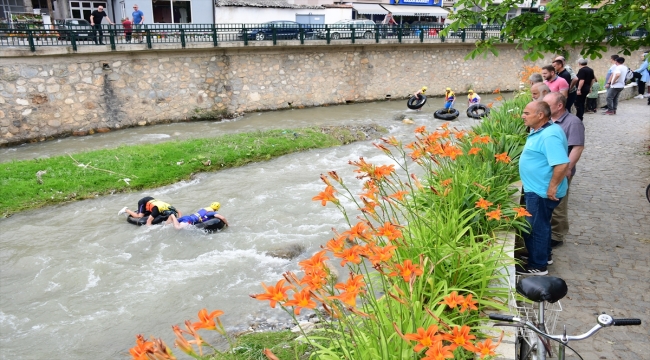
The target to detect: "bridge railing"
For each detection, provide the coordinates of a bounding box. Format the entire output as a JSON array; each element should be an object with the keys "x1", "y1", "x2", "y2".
[{"x1": 0, "y1": 23, "x2": 646, "y2": 52}]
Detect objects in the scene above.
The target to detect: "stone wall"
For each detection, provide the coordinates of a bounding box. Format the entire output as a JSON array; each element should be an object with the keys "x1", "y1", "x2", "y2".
[{"x1": 0, "y1": 42, "x2": 643, "y2": 145}]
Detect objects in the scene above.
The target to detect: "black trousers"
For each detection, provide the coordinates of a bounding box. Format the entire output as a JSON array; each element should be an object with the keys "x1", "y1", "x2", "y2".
[
  {"x1": 566, "y1": 91, "x2": 577, "y2": 113},
  {"x1": 93, "y1": 24, "x2": 104, "y2": 44},
  {"x1": 632, "y1": 72, "x2": 647, "y2": 95},
  {"x1": 575, "y1": 94, "x2": 587, "y2": 121},
  {"x1": 586, "y1": 98, "x2": 598, "y2": 112}
]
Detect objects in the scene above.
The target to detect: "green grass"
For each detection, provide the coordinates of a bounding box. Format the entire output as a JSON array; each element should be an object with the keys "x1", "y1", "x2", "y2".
[
  {"x1": 208, "y1": 331, "x2": 313, "y2": 360},
  {"x1": 0, "y1": 126, "x2": 385, "y2": 216}
]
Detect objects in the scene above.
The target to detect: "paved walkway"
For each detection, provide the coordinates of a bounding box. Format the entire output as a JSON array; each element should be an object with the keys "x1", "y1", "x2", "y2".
[{"x1": 550, "y1": 97, "x2": 650, "y2": 359}]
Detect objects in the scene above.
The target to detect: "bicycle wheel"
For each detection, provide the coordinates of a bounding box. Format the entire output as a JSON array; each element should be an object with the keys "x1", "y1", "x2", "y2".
[
  {"x1": 646, "y1": 183, "x2": 650, "y2": 203},
  {"x1": 515, "y1": 333, "x2": 535, "y2": 360}
]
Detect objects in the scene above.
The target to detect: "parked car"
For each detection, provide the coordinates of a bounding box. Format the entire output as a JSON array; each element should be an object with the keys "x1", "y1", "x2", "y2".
[
  {"x1": 55, "y1": 18, "x2": 93, "y2": 41},
  {"x1": 239, "y1": 21, "x2": 313, "y2": 41},
  {"x1": 316, "y1": 20, "x2": 376, "y2": 40}
]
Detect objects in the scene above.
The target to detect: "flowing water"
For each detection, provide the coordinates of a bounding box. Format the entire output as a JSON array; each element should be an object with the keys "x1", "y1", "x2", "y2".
[{"x1": 0, "y1": 96, "x2": 504, "y2": 359}]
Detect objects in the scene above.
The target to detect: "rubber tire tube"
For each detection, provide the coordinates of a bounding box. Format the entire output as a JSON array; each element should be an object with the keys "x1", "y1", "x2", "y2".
[
  {"x1": 407, "y1": 95, "x2": 427, "y2": 110},
  {"x1": 194, "y1": 218, "x2": 226, "y2": 232},
  {"x1": 466, "y1": 104, "x2": 490, "y2": 119},
  {"x1": 434, "y1": 108, "x2": 460, "y2": 120},
  {"x1": 127, "y1": 215, "x2": 169, "y2": 226}
]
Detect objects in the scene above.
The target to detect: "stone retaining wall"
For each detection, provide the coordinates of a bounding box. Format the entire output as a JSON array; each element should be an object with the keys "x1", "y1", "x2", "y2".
[{"x1": 0, "y1": 42, "x2": 644, "y2": 145}]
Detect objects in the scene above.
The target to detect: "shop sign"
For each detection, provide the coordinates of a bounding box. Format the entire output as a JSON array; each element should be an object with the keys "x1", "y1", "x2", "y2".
[{"x1": 390, "y1": 0, "x2": 444, "y2": 6}]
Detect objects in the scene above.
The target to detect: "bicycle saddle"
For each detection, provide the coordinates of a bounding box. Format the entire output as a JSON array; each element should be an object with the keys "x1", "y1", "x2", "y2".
[{"x1": 516, "y1": 276, "x2": 567, "y2": 303}]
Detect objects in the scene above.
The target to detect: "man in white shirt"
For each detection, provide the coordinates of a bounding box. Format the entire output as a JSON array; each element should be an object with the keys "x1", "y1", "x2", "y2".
[{"x1": 604, "y1": 57, "x2": 628, "y2": 115}]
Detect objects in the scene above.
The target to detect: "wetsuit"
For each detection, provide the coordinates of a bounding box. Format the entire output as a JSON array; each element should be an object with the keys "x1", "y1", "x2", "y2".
[
  {"x1": 177, "y1": 208, "x2": 217, "y2": 225},
  {"x1": 445, "y1": 92, "x2": 456, "y2": 109}
]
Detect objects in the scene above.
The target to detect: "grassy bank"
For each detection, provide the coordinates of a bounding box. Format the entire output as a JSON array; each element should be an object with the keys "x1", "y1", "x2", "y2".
[{"x1": 0, "y1": 125, "x2": 385, "y2": 217}]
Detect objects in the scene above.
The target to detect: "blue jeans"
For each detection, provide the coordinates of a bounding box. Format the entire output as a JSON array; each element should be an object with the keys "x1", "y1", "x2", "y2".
[
  {"x1": 444, "y1": 101, "x2": 454, "y2": 109},
  {"x1": 523, "y1": 192, "x2": 562, "y2": 269}
]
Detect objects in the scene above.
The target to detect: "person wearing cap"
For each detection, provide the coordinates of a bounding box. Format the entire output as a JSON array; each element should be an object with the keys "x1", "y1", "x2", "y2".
[
  {"x1": 118, "y1": 197, "x2": 182, "y2": 226},
  {"x1": 413, "y1": 86, "x2": 427, "y2": 100},
  {"x1": 553, "y1": 56, "x2": 578, "y2": 112},
  {"x1": 444, "y1": 87, "x2": 456, "y2": 111},
  {"x1": 166, "y1": 202, "x2": 229, "y2": 229},
  {"x1": 467, "y1": 89, "x2": 481, "y2": 107}
]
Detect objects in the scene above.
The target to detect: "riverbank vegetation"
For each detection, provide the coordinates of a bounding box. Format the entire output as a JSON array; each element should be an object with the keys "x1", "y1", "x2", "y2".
[
  {"x1": 0, "y1": 125, "x2": 385, "y2": 217},
  {"x1": 128, "y1": 93, "x2": 533, "y2": 359}
]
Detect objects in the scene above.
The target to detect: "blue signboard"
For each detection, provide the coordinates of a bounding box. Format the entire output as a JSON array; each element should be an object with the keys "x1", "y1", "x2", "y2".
[{"x1": 389, "y1": 0, "x2": 443, "y2": 6}]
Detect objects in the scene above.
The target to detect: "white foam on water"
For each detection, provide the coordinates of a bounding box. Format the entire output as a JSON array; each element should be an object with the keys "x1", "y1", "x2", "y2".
[
  {"x1": 142, "y1": 134, "x2": 172, "y2": 140},
  {"x1": 0, "y1": 311, "x2": 29, "y2": 330},
  {"x1": 80, "y1": 269, "x2": 100, "y2": 292},
  {"x1": 44, "y1": 281, "x2": 60, "y2": 292}
]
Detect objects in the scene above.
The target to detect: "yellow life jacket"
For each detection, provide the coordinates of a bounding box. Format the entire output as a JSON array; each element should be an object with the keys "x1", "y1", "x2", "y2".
[{"x1": 145, "y1": 199, "x2": 172, "y2": 212}]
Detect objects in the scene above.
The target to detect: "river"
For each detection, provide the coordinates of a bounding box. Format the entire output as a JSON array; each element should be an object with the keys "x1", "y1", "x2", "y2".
[{"x1": 0, "y1": 95, "x2": 504, "y2": 359}]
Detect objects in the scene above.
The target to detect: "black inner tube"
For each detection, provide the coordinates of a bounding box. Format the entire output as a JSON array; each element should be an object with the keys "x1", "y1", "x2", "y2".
[
  {"x1": 195, "y1": 218, "x2": 225, "y2": 232},
  {"x1": 407, "y1": 95, "x2": 427, "y2": 110},
  {"x1": 434, "y1": 108, "x2": 460, "y2": 120},
  {"x1": 126, "y1": 215, "x2": 169, "y2": 226},
  {"x1": 467, "y1": 104, "x2": 490, "y2": 119}
]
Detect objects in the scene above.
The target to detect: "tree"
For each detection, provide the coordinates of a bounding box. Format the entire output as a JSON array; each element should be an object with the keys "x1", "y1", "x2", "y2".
[{"x1": 446, "y1": 0, "x2": 650, "y2": 60}]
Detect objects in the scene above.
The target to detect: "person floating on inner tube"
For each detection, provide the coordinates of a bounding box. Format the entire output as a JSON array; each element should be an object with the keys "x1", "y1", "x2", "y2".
[
  {"x1": 444, "y1": 87, "x2": 456, "y2": 112},
  {"x1": 411, "y1": 86, "x2": 428, "y2": 111},
  {"x1": 118, "y1": 196, "x2": 181, "y2": 226},
  {"x1": 467, "y1": 89, "x2": 481, "y2": 108},
  {"x1": 166, "y1": 202, "x2": 229, "y2": 229}
]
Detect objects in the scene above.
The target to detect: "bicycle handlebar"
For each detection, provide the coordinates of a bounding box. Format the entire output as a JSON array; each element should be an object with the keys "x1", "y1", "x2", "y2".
[
  {"x1": 612, "y1": 318, "x2": 642, "y2": 326},
  {"x1": 488, "y1": 314, "x2": 516, "y2": 322}
]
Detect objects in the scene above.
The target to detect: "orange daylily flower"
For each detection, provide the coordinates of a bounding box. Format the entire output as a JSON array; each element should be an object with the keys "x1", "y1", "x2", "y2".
[
  {"x1": 300, "y1": 270, "x2": 328, "y2": 291},
  {"x1": 366, "y1": 244, "x2": 397, "y2": 265},
  {"x1": 263, "y1": 348, "x2": 280, "y2": 360},
  {"x1": 440, "y1": 122, "x2": 450, "y2": 129},
  {"x1": 422, "y1": 341, "x2": 455, "y2": 360},
  {"x1": 374, "y1": 142, "x2": 391, "y2": 154},
  {"x1": 334, "y1": 246, "x2": 363, "y2": 266},
  {"x1": 372, "y1": 164, "x2": 395, "y2": 180},
  {"x1": 360, "y1": 198, "x2": 379, "y2": 215},
  {"x1": 172, "y1": 325, "x2": 197, "y2": 356},
  {"x1": 468, "y1": 147, "x2": 481, "y2": 155},
  {"x1": 283, "y1": 288, "x2": 317, "y2": 315},
  {"x1": 325, "y1": 236, "x2": 346, "y2": 253},
  {"x1": 193, "y1": 308, "x2": 224, "y2": 331},
  {"x1": 343, "y1": 221, "x2": 372, "y2": 241},
  {"x1": 319, "y1": 173, "x2": 332, "y2": 187},
  {"x1": 150, "y1": 338, "x2": 176, "y2": 360},
  {"x1": 439, "y1": 291, "x2": 464, "y2": 309},
  {"x1": 180, "y1": 320, "x2": 205, "y2": 356},
  {"x1": 486, "y1": 102, "x2": 494, "y2": 108},
  {"x1": 441, "y1": 178, "x2": 452, "y2": 187},
  {"x1": 382, "y1": 136, "x2": 400, "y2": 146},
  {"x1": 389, "y1": 190, "x2": 410, "y2": 201},
  {"x1": 513, "y1": 207, "x2": 532, "y2": 218},
  {"x1": 486, "y1": 206, "x2": 502, "y2": 221},
  {"x1": 404, "y1": 324, "x2": 443, "y2": 352},
  {"x1": 312, "y1": 185, "x2": 339, "y2": 206},
  {"x1": 350, "y1": 157, "x2": 373, "y2": 175},
  {"x1": 330, "y1": 289, "x2": 361, "y2": 307},
  {"x1": 475, "y1": 198, "x2": 493, "y2": 210},
  {"x1": 299, "y1": 250, "x2": 329, "y2": 272},
  {"x1": 492, "y1": 88, "x2": 501, "y2": 94},
  {"x1": 251, "y1": 279, "x2": 292, "y2": 308},
  {"x1": 334, "y1": 274, "x2": 366, "y2": 294},
  {"x1": 495, "y1": 95, "x2": 504, "y2": 101},
  {"x1": 410, "y1": 148, "x2": 424, "y2": 161},
  {"x1": 454, "y1": 130, "x2": 466, "y2": 139},
  {"x1": 471, "y1": 135, "x2": 491, "y2": 144},
  {"x1": 415, "y1": 125, "x2": 427, "y2": 134},
  {"x1": 495, "y1": 152, "x2": 511, "y2": 163},
  {"x1": 129, "y1": 334, "x2": 154, "y2": 360},
  {"x1": 411, "y1": 173, "x2": 423, "y2": 190},
  {"x1": 444, "y1": 325, "x2": 477, "y2": 352},
  {"x1": 460, "y1": 293, "x2": 479, "y2": 313},
  {"x1": 389, "y1": 259, "x2": 424, "y2": 282},
  {"x1": 442, "y1": 143, "x2": 463, "y2": 160},
  {"x1": 360, "y1": 180, "x2": 379, "y2": 201},
  {"x1": 376, "y1": 221, "x2": 403, "y2": 241},
  {"x1": 475, "y1": 338, "x2": 498, "y2": 359}
]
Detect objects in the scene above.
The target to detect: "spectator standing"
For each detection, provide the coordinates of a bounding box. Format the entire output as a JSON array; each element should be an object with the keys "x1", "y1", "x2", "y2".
[
  {"x1": 553, "y1": 56, "x2": 577, "y2": 112},
  {"x1": 631, "y1": 51, "x2": 649, "y2": 99},
  {"x1": 90, "y1": 5, "x2": 113, "y2": 45},
  {"x1": 604, "y1": 57, "x2": 628, "y2": 115},
  {"x1": 517, "y1": 101, "x2": 570, "y2": 275},
  {"x1": 381, "y1": 12, "x2": 397, "y2": 39},
  {"x1": 602, "y1": 55, "x2": 619, "y2": 109},
  {"x1": 531, "y1": 83, "x2": 550, "y2": 101},
  {"x1": 122, "y1": 18, "x2": 133, "y2": 43},
  {"x1": 586, "y1": 79, "x2": 601, "y2": 113},
  {"x1": 574, "y1": 58, "x2": 596, "y2": 120},
  {"x1": 529, "y1": 73, "x2": 544, "y2": 86},
  {"x1": 132, "y1": 4, "x2": 145, "y2": 43},
  {"x1": 542, "y1": 65, "x2": 569, "y2": 97},
  {"x1": 543, "y1": 93, "x2": 585, "y2": 249}
]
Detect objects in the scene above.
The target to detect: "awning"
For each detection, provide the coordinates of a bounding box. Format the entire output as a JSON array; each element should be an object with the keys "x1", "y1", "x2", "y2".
[
  {"x1": 352, "y1": 3, "x2": 388, "y2": 15},
  {"x1": 380, "y1": 4, "x2": 449, "y2": 16}
]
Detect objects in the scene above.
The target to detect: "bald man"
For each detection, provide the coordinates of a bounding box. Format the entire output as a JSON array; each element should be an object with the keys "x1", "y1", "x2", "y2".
[
  {"x1": 517, "y1": 101, "x2": 570, "y2": 276},
  {"x1": 531, "y1": 83, "x2": 551, "y2": 101}
]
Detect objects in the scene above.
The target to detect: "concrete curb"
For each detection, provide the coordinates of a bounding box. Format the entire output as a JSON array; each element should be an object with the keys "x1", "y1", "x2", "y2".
[{"x1": 596, "y1": 83, "x2": 638, "y2": 105}]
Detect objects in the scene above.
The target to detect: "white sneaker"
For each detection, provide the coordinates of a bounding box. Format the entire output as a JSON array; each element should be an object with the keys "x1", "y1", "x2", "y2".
[
  {"x1": 118, "y1": 207, "x2": 128, "y2": 216},
  {"x1": 644, "y1": 94, "x2": 650, "y2": 98},
  {"x1": 634, "y1": 94, "x2": 644, "y2": 99}
]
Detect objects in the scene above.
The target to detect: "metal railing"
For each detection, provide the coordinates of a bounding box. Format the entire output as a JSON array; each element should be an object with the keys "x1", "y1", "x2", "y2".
[{"x1": 0, "y1": 23, "x2": 647, "y2": 52}]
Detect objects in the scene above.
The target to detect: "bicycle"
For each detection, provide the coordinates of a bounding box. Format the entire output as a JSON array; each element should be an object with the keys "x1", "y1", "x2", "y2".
[
  {"x1": 490, "y1": 276, "x2": 641, "y2": 360},
  {"x1": 646, "y1": 183, "x2": 650, "y2": 203}
]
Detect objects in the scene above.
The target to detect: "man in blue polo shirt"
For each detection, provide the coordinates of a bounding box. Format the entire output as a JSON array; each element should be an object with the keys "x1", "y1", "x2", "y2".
[
  {"x1": 132, "y1": 4, "x2": 145, "y2": 43},
  {"x1": 518, "y1": 101, "x2": 570, "y2": 276}
]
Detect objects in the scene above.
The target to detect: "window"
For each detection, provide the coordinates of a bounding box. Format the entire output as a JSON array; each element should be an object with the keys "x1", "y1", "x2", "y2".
[
  {"x1": 1, "y1": 0, "x2": 27, "y2": 20},
  {"x1": 69, "y1": 1, "x2": 108, "y2": 22},
  {"x1": 152, "y1": 0, "x2": 191, "y2": 23}
]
